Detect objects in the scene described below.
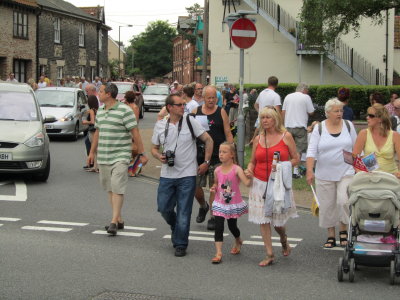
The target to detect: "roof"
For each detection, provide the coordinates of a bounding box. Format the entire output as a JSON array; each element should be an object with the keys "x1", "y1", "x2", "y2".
[
  {"x1": 177, "y1": 16, "x2": 196, "y2": 30},
  {"x1": 79, "y1": 6, "x2": 104, "y2": 21},
  {"x1": 1, "y1": 0, "x2": 38, "y2": 8},
  {"x1": 108, "y1": 36, "x2": 126, "y2": 54},
  {"x1": 37, "y1": 0, "x2": 99, "y2": 22}
]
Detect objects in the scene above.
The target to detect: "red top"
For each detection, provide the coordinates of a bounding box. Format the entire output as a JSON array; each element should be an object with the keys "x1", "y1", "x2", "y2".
[{"x1": 253, "y1": 135, "x2": 290, "y2": 182}]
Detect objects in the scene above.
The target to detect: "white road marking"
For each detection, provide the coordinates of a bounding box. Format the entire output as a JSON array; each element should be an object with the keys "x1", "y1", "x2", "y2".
[
  {"x1": 244, "y1": 240, "x2": 297, "y2": 248},
  {"x1": 22, "y1": 226, "x2": 72, "y2": 232},
  {"x1": 92, "y1": 230, "x2": 143, "y2": 237},
  {"x1": 37, "y1": 220, "x2": 89, "y2": 226},
  {"x1": 323, "y1": 247, "x2": 344, "y2": 251},
  {"x1": 189, "y1": 231, "x2": 228, "y2": 236},
  {"x1": 124, "y1": 226, "x2": 156, "y2": 231},
  {"x1": 0, "y1": 224, "x2": 3, "y2": 227},
  {"x1": 250, "y1": 235, "x2": 303, "y2": 242},
  {"x1": 0, "y1": 217, "x2": 21, "y2": 222},
  {"x1": 163, "y1": 235, "x2": 214, "y2": 242},
  {"x1": 0, "y1": 181, "x2": 27, "y2": 202}
]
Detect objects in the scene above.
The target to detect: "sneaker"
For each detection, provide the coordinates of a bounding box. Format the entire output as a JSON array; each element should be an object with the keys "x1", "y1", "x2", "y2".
[
  {"x1": 105, "y1": 222, "x2": 124, "y2": 231},
  {"x1": 207, "y1": 218, "x2": 215, "y2": 231},
  {"x1": 174, "y1": 247, "x2": 186, "y2": 257},
  {"x1": 292, "y1": 174, "x2": 302, "y2": 179},
  {"x1": 196, "y1": 203, "x2": 209, "y2": 223},
  {"x1": 106, "y1": 223, "x2": 117, "y2": 236}
]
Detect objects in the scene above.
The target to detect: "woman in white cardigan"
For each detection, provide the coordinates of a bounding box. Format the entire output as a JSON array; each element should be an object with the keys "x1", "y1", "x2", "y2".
[{"x1": 306, "y1": 98, "x2": 357, "y2": 248}]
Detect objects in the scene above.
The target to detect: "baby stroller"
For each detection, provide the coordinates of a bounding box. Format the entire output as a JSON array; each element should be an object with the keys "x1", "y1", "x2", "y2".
[{"x1": 338, "y1": 171, "x2": 400, "y2": 284}]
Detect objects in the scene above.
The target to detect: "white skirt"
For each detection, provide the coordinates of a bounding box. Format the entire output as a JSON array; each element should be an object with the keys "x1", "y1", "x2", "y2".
[{"x1": 248, "y1": 177, "x2": 298, "y2": 226}]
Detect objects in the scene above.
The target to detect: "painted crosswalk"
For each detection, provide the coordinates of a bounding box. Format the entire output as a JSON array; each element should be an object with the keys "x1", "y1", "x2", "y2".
[
  {"x1": 0, "y1": 181, "x2": 27, "y2": 202},
  {"x1": 22, "y1": 226, "x2": 72, "y2": 232}
]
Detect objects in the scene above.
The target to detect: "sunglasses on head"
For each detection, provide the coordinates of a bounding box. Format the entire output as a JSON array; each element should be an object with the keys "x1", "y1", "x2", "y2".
[
  {"x1": 367, "y1": 114, "x2": 376, "y2": 118},
  {"x1": 265, "y1": 105, "x2": 277, "y2": 112}
]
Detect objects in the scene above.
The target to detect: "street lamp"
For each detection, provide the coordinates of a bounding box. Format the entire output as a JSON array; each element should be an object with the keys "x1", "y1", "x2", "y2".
[{"x1": 118, "y1": 24, "x2": 133, "y2": 78}]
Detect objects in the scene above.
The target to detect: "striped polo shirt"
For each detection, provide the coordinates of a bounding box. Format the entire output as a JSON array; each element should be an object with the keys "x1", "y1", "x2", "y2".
[{"x1": 95, "y1": 101, "x2": 137, "y2": 165}]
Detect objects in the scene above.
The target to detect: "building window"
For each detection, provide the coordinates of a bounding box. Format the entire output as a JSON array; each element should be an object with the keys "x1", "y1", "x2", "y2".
[
  {"x1": 57, "y1": 66, "x2": 63, "y2": 80},
  {"x1": 13, "y1": 11, "x2": 28, "y2": 39},
  {"x1": 98, "y1": 31, "x2": 103, "y2": 51},
  {"x1": 99, "y1": 67, "x2": 103, "y2": 78},
  {"x1": 40, "y1": 65, "x2": 46, "y2": 77},
  {"x1": 79, "y1": 66, "x2": 85, "y2": 78},
  {"x1": 14, "y1": 59, "x2": 26, "y2": 83},
  {"x1": 91, "y1": 67, "x2": 95, "y2": 81},
  {"x1": 54, "y1": 18, "x2": 60, "y2": 43},
  {"x1": 78, "y1": 23, "x2": 85, "y2": 47}
]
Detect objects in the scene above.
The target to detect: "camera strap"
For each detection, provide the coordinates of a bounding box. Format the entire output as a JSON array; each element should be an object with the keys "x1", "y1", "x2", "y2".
[{"x1": 163, "y1": 116, "x2": 183, "y2": 153}]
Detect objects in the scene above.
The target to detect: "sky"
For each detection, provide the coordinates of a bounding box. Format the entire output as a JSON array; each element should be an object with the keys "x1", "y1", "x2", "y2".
[{"x1": 65, "y1": 0, "x2": 201, "y2": 46}]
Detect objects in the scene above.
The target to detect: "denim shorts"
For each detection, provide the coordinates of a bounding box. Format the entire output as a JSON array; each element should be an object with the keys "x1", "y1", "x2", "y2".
[{"x1": 196, "y1": 163, "x2": 220, "y2": 188}]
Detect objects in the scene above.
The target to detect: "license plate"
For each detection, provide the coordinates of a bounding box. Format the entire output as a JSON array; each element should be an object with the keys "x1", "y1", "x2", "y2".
[
  {"x1": 0, "y1": 153, "x2": 12, "y2": 161},
  {"x1": 45, "y1": 124, "x2": 53, "y2": 129}
]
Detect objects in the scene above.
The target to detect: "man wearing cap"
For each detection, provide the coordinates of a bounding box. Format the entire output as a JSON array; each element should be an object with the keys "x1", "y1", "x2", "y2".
[{"x1": 171, "y1": 80, "x2": 179, "y2": 94}]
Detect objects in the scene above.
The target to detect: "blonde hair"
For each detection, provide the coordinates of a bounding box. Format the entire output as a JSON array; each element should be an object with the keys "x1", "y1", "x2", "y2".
[
  {"x1": 220, "y1": 142, "x2": 237, "y2": 164},
  {"x1": 258, "y1": 106, "x2": 286, "y2": 134},
  {"x1": 368, "y1": 103, "x2": 391, "y2": 137}
]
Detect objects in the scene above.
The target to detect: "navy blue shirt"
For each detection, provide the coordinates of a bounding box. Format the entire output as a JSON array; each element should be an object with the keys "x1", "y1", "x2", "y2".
[{"x1": 343, "y1": 105, "x2": 354, "y2": 121}]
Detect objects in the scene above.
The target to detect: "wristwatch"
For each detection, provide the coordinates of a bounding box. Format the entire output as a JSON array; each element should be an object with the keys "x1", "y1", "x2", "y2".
[{"x1": 203, "y1": 160, "x2": 210, "y2": 165}]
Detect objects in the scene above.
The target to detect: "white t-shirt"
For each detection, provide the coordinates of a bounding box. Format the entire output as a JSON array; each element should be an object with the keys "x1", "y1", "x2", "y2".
[
  {"x1": 282, "y1": 92, "x2": 314, "y2": 129},
  {"x1": 152, "y1": 114, "x2": 205, "y2": 178},
  {"x1": 306, "y1": 120, "x2": 357, "y2": 181},
  {"x1": 185, "y1": 99, "x2": 199, "y2": 114},
  {"x1": 256, "y1": 88, "x2": 281, "y2": 110},
  {"x1": 38, "y1": 82, "x2": 47, "y2": 89}
]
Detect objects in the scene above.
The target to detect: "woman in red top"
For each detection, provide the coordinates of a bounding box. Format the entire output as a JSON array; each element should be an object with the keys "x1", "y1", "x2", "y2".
[{"x1": 245, "y1": 106, "x2": 299, "y2": 267}]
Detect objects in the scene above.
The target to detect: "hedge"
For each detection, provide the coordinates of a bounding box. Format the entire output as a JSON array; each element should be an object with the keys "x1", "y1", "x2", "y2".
[{"x1": 243, "y1": 83, "x2": 400, "y2": 119}]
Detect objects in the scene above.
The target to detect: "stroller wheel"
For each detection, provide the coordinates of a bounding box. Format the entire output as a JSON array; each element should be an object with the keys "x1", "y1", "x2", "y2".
[
  {"x1": 338, "y1": 257, "x2": 344, "y2": 282},
  {"x1": 390, "y1": 260, "x2": 396, "y2": 285},
  {"x1": 349, "y1": 258, "x2": 355, "y2": 283}
]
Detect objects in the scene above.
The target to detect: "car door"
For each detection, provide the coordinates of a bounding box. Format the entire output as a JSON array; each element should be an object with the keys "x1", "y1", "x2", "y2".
[{"x1": 77, "y1": 91, "x2": 88, "y2": 131}]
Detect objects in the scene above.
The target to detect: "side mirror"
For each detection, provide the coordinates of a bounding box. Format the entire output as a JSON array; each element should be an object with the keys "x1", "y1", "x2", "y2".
[{"x1": 43, "y1": 115, "x2": 56, "y2": 123}]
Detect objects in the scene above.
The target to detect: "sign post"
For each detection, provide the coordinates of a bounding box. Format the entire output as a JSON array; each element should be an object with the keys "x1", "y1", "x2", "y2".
[{"x1": 230, "y1": 16, "x2": 257, "y2": 167}]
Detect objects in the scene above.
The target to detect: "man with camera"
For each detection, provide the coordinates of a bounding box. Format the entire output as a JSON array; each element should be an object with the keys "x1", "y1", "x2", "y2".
[{"x1": 151, "y1": 93, "x2": 213, "y2": 257}]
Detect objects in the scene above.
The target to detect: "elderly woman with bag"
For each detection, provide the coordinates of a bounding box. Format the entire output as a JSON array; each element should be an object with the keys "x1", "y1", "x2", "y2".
[
  {"x1": 245, "y1": 106, "x2": 299, "y2": 267},
  {"x1": 306, "y1": 98, "x2": 357, "y2": 248}
]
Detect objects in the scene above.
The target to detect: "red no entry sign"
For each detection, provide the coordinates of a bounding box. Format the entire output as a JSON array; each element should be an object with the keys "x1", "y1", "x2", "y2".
[{"x1": 230, "y1": 18, "x2": 257, "y2": 49}]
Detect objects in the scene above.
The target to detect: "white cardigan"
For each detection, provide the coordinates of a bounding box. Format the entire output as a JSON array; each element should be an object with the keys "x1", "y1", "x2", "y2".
[{"x1": 306, "y1": 120, "x2": 357, "y2": 181}]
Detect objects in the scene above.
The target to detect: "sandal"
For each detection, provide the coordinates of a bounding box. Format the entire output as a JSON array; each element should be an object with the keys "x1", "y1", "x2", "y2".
[
  {"x1": 211, "y1": 254, "x2": 222, "y2": 264},
  {"x1": 280, "y1": 235, "x2": 291, "y2": 256},
  {"x1": 323, "y1": 237, "x2": 336, "y2": 248},
  {"x1": 259, "y1": 254, "x2": 275, "y2": 267},
  {"x1": 339, "y1": 231, "x2": 348, "y2": 247},
  {"x1": 230, "y1": 239, "x2": 243, "y2": 255}
]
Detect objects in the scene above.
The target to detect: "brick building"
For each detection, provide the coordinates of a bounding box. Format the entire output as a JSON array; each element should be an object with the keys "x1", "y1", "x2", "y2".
[
  {"x1": 36, "y1": 0, "x2": 109, "y2": 85},
  {"x1": 0, "y1": 0, "x2": 39, "y2": 82}
]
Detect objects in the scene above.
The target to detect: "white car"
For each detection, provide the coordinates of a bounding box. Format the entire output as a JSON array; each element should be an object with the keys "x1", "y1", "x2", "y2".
[
  {"x1": 0, "y1": 82, "x2": 51, "y2": 181},
  {"x1": 143, "y1": 84, "x2": 170, "y2": 111}
]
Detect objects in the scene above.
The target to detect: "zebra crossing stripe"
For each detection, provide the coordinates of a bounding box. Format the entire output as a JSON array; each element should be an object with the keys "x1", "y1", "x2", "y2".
[
  {"x1": 244, "y1": 241, "x2": 298, "y2": 248},
  {"x1": 189, "y1": 231, "x2": 228, "y2": 236},
  {"x1": 250, "y1": 235, "x2": 303, "y2": 242},
  {"x1": 123, "y1": 226, "x2": 156, "y2": 231},
  {"x1": 0, "y1": 217, "x2": 21, "y2": 222},
  {"x1": 92, "y1": 230, "x2": 143, "y2": 237},
  {"x1": 22, "y1": 226, "x2": 72, "y2": 232},
  {"x1": 0, "y1": 224, "x2": 3, "y2": 227},
  {"x1": 37, "y1": 220, "x2": 89, "y2": 226}
]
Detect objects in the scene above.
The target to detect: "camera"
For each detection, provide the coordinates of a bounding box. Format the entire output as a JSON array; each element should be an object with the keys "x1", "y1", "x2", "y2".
[{"x1": 164, "y1": 150, "x2": 175, "y2": 167}]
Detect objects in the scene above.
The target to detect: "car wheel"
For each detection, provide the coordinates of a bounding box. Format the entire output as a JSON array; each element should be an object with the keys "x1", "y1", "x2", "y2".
[
  {"x1": 139, "y1": 104, "x2": 144, "y2": 119},
  {"x1": 34, "y1": 153, "x2": 50, "y2": 182},
  {"x1": 72, "y1": 123, "x2": 79, "y2": 141}
]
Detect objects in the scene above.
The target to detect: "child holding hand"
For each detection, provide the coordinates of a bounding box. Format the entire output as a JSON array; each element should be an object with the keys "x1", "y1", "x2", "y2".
[{"x1": 210, "y1": 142, "x2": 251, "y2": 264}]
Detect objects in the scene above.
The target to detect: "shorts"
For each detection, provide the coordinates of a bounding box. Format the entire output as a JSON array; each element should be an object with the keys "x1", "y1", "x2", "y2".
[
  {"x1": 98, "y1": 161, "x2": 129, "y2": 194},
  {"x1": 287, "y1": 127, "x2": 308, "y2": 154},
  {"x1": 196, "y1": 163, "x2": 220, "y2": 188}
]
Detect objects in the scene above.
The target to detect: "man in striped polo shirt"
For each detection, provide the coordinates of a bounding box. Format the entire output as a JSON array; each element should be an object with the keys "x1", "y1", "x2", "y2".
[{"x1": 87, "y1": 83, "x2": 148, "y2": 236}]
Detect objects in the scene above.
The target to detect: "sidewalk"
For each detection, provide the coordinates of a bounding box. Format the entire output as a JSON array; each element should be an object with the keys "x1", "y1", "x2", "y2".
[{"x1": 139, "y1": 128, "x2": 313, "y2": 210}]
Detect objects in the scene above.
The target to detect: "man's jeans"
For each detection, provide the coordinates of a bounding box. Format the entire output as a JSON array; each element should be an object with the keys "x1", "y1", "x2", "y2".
[{"x1": 157, "y1": 176, "x2": 196, "y2": 249}]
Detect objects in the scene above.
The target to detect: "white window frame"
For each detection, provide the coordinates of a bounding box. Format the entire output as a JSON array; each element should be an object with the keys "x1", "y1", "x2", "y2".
[
  {"x1": 91, "y1": 67, "x2": 96, "y2": 81},
  {"x1": 54, "y1": 18, "x2": 60, "y2": 43},
  {"x1": 78, "y1": 23, "x2": 85, "y2": 47},
  {"x1": 57, "y1": 66, "x2": 63, "y2": 80},
  {"x1": 98, "y1": 30, "x2": 103, "y2": 51},
  {"x1": 99, "y1": 67, "x2": 103, "y2": 78},
  {"x1": 13, "y1": 11, "x2": 28, "y2": 39},
  {"x1": 79, "y1": 66, "x2": 85, "y2": 78}
]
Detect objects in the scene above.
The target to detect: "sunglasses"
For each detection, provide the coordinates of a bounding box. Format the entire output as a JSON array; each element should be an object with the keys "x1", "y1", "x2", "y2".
[
  {"x1": 394, "y1": 106, "x2": 400, "y2": 110},
  {"x1": 367, "y1": 114, "x2": 376, "y2": 118},
  {"x1": 171, "y1": 103, "x2": 185, "y2": 107}
]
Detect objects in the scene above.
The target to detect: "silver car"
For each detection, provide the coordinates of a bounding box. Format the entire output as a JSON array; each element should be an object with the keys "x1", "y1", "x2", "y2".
[
  {"x1": 143, "y1": 84, "x2": 170, "y2": 111},
  {"x1": 36, "y1": 87, "x2": 89, "y2": 140},
  {"x1": 0, "y1": 82, "x2": 51, "y2": 181}
]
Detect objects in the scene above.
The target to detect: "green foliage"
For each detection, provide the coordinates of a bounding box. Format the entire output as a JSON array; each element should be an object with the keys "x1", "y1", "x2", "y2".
[
  {"x1": 186, "y1": 3, "x2": 203, "y2": 18},
  {"x1": 128, "y1": 20, "x2": 177, "y2": 80},
  {"x1": 108, "y1": 59, "x2": 119, "y2": 79},
  {"x1": 299, "y1": 0, "x2": 399, "y2": 47}
]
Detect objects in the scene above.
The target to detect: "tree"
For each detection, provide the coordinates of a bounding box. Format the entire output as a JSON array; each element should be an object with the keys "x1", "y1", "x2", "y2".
[
  {"x1": 186, "y1": 3, "x2": 203, "y2": 18},
  {"x1": 127, "y1": 20, "x2": 176, "y2": 80},
  {"x1": 299, "y1": 0, "x2": 399, "y2": 47},
  {"x1": 108, "y1": 59, "x2": 119, "y2": 80}
]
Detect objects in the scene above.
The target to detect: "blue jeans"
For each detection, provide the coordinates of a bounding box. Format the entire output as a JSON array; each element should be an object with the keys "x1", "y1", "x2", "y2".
[{"x1": 157, "y1": 176, "x2": 196, "y2": 249}]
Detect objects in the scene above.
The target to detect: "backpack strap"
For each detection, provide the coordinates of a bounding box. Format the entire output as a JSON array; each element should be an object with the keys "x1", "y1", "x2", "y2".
[
  {"x1": 186, "y1": 114, "x2": 196, "y2": 140},
  {"x1": 318, "y1": 120, "x2": 351, "y2": 135}
]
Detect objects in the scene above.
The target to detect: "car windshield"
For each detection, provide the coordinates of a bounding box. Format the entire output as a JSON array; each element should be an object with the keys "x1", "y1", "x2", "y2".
[
  {"x1": 143, "y1": 85, "x2": 169, "y2": 95},
  {"x1": 114, "y1": 84, "x2": 132, "y2": 94},
  {"x1": 0, "y1": 91, "x2": 39, "y2": 121},
  {"x1": 36, "y1": 90, "x2": 75, "y2": 107}
]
